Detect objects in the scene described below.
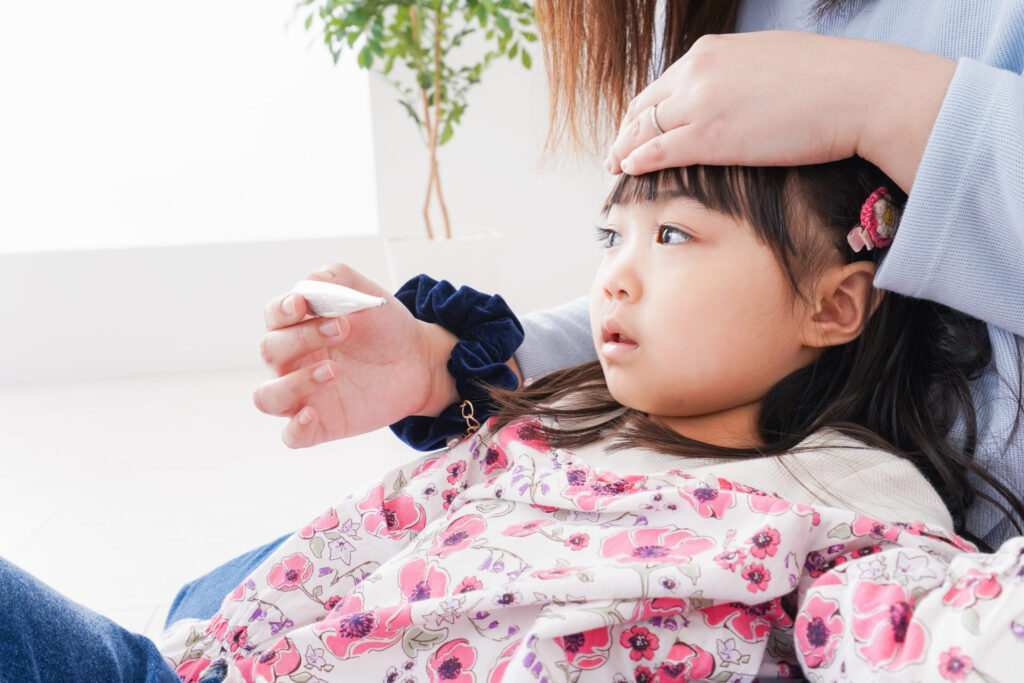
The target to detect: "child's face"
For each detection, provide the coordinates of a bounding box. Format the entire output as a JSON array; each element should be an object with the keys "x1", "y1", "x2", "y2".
[{"x1": 589, "y1": 196, "x2": 820, "y2": 446}]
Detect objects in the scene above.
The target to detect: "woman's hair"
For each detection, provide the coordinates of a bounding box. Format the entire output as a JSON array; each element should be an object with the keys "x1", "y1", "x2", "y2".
[
  {"x1": 535, "y1": 0, "x2": 852, "y2": 154},
  {"x1": 488, "y1": 157, "x2": 1024, "y2": 547}
]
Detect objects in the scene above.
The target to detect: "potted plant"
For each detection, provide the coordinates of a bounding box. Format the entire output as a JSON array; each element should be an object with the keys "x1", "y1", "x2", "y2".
[{"x1": 299, "y1": 0, "x2": 538, "y2": 286}]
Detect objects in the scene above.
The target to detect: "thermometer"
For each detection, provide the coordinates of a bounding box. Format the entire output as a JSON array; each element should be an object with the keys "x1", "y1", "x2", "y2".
[{"x1": 292, "y1": 280, "x2": 387, "y2": 317}]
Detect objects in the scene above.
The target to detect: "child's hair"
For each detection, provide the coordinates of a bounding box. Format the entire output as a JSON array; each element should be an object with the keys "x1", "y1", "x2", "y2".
[{"x1": 490, "y1": 157, "x2": 1024, "y2": 547}]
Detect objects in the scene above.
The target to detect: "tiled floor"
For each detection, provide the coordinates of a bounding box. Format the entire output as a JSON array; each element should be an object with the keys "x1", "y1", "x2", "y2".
[{"x1": 0, "y1": 367, "x2": 417, "y2": 641}]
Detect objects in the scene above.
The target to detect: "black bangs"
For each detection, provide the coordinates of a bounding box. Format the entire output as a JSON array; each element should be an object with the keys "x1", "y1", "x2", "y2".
[{"x1": 602, "y1": 165, "x2": 801, "y2": 291}]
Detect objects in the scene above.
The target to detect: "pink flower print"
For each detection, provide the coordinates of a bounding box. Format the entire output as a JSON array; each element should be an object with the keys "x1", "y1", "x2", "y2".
[
  {"x1": 531, "y1": 566, "x2": 586, "y2": 580},
  {"x1": 740, "y1": 563, "x2": 771, "y2": 593},
  {"x1": 267, "y1": 553, "x2": 313, "y2": 592},
  {"x1": 714, "y1": 547, "x2": 747, "y2": 572},
  {"x1": 487, "y1": 639, "x2": 522, "y2": 683},
  {"x1": 680, "y1": 485, "x2": 735, "y2": 518},
  {"x1": 655, "y1": 641, "x2": 716, "y2": 681},
  {"x1": 620, "y1": 625, "x2": 660, "y2": 661},
  {"x1": 315, "y1": 593, "x2": 411, "y2": 659},
  {"x1": 441, "y1": 488, "x2": 460, "y2": 510},
  {"x1": 562, "y1": 467, "x2": 646, "y2": 511},
  {"x1": 850, "y1": 581, "x2": 927, "y2": 670},
  {"x1": 323, "y1": 595, "x2": 342, "y2": 611},
  {"x1": 600, "y1": 527, "x2": 714, "y2": 566},
  {"x1": 700, "y1": 599, "x2": 789, "y2": 643},
  {"x1": 502, "y1": 519, "x2": 552, "y2": 537},
  {"x1": 412, "y1": 454, "x2": 446, "y2": 479},
  {"x1": 634, "y1": 665, "x2": 655, "y2": 683},
  {"x1": 481, "y1": 445, "x2": 509, "y2": 475},
  {"x1": 565, "y1": 533, "x2": 590, "y2": 551},
  {"x1": 174, "y1": 658, "x2": 213, "y2": 683},
  {"x1": 747, "y1": 525, "x2": 781, "y2": 559},
  {"x1": 748, "y1": 492, "x2": 794, "y2": 515},
  {"x1": 228, "y1": 625, "x2": 248, "y2": 653},
  {"x1": 235, "y1": 637, "x2": 302, "y2": 682},
  {"x1": 206, "y1": 612, "x2": 229, "y2": 642},
  {"x1": 942, "y1": 569, "x2": 1002, "y2": 610},
  {"x1": 794, "y1": 595, "x2": 844, "y2": 668},
  {"x1": 556, "y1": 627, "x2": 611, "y2": 669},
  {"x1": 298, "y1": 507, "x2": 339, "y2": 539},
  {"x1": 447, "y1": 459, "x2": 468, "y2": 484},
  {"x1": 357, "y1": 485, "x2": 426, "y2": 539},
  {"x1": 429, "y1": 514, "x2": 486, "y2": 558},
  {"x1": 427, "y1": 638, "x2": 477, "y2": 683},
  {"x1": 455, "y1": 576, "x2": 483, "y2": 594},
  {"x1": 399, "y1": 557, "x2": 450, "y2": 604},
  {"x1": 938, "y1": 646, "x2": 974, "y2": 680},
  {"x1": 851, "y1": 515, "x2": 900, "y2": 542}
]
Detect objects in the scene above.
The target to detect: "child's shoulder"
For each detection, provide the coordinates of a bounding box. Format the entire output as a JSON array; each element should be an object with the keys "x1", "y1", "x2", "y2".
[{"x1": 778, "y1": 429, "x2": 954, "y2": 531}]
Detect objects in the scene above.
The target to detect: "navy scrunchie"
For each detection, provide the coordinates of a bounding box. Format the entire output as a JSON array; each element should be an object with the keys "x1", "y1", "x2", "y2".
[{"x1": 389, "y1": 275, "x2": 524, "y2": 451}]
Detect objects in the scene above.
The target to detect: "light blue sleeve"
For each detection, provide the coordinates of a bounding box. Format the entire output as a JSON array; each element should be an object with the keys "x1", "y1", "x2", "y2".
[
  {"x1": 514, "y1": 295, "x2": 595, "y2": 382},
  {"x1": 875, "y1": 57, "x2": 1024, "y2": 337},
  {"x1": 872, "y1": 56, "x2": 1024, "y2": 544}
]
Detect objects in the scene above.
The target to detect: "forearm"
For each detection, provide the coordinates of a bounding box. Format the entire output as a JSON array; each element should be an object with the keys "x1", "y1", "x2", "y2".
[{"x1": 855, "y1": 41, "x2": 957, "y2": 194}]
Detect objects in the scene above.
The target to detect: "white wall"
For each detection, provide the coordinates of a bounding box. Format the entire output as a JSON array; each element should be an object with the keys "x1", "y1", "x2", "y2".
[{"x1": 0, "y1": 20, "x2": 612, "y2": 385}]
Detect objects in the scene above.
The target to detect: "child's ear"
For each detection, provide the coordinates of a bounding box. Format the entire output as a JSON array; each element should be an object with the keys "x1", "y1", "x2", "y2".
[{"x1": 802, "y1": 261, "x2": 880, "y2": 348}]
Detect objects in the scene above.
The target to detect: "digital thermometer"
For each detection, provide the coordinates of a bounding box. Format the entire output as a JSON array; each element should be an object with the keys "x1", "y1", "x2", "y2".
[{"x1": 292, "y1": 280, "x2": 387, "y2": 317}]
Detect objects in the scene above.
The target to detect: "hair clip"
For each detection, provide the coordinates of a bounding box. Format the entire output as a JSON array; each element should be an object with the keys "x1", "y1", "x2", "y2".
[{"x1": 847, "y1": 187, "x2": 898, "y2": 252}]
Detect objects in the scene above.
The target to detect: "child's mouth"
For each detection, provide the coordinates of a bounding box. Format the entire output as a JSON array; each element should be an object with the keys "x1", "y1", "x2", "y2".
[{"x1": 601, "y1": 323, "x2": 638, "y2": 357}]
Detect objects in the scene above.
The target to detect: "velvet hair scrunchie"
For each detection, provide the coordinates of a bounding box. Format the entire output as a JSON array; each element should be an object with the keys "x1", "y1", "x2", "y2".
[{"x1": 389, "y1": 275, "x2": 525, "y2": 451}]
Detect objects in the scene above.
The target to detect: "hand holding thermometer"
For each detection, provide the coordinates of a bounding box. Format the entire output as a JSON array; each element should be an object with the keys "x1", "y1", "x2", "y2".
[{"x1": 292, "y1": 280, "x2": 387, "y2": 317}]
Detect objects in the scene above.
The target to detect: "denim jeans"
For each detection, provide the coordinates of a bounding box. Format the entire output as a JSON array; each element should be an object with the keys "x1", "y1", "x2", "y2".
[
  {"x1": 164, "y1": 533, "x2": 290, "y2": 627},
  {"x1": 0, "y1": 535, "x2": 289, "y2": 682},
  {"x1": 0, "y1": 557, "x2": 179, "y2": 683}
]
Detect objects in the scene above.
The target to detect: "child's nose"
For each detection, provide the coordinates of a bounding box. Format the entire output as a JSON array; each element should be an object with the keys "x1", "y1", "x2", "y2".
[{"x1": 601, "y1": 255, "x2": 642, "y2": 302}]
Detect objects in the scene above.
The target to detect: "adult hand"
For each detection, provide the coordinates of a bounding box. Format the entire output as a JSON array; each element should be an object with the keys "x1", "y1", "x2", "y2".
[
  {"x1": 604, "y1": 31, "x2": 956, "y2": 193},
  {"x1": 253, "y1": 264, "x2": 459, "y2": 448}
]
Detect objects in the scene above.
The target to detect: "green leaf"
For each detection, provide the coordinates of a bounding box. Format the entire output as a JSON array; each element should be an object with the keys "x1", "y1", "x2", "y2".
[
  {"x1": 677, "y1": 563, "x2": 701, "y2": 585},
  {"x1": 494, "y1": 12, "x2": 511, "y2": 34},
  {"x1": 827, "y1": 523, "x2": 852, "y2": 540},
  {"x1": 312, "y1": 584, "x2": 323, "y2": 599},
  {"x1": 290, "y1": 673, "x2": 314, "y2": 683},
  {"x1": 521, "y1": 49, "x2": 531, "y2": 68},
  {"x1": 508, "y1": 43, "x2": 518, "y2": 59},
  {"x1": 439, "y1": 121, "x2": 454, "y2": 145},
  {"x1": 310, "y1": 536, "x2": 325, "y2": 559},
  {"x1": 357, "y1": 44, "x2": 373, "y2": 68},
  {"x1": 304, "y1": 14, "x2": 313, "y2": 31},
  {"x1": 401, "y1": 627, "x2": 448, "y2": 658}
]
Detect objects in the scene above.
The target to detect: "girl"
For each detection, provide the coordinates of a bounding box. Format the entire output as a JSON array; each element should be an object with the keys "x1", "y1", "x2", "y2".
[{"x1": 153, "y1": 157, "x2": 1024, "y2": 681}]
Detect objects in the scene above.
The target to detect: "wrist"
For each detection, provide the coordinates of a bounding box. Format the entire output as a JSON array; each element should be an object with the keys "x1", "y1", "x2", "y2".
[
  {"x1": 854, "y1": 42, "x2": 956, "y2": 193},
  {"x1": 419, "y1": 321, "x2": 460, "y2": 417}
]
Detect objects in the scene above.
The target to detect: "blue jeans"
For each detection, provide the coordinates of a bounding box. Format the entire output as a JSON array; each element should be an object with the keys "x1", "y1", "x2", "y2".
[
  {"x1": 0, "y1": 536, "x2": 288, "y2": 682},
  {"x1": 0, "y1": 557, "x2": 178, "y2": 683},
  {"x1": 165, "y1": 533, "x2": 290, "y2": 627}
]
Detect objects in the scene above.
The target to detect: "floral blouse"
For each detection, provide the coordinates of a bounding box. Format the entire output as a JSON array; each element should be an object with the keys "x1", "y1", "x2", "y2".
[{"x1": 160, "y1": 418, "x2": 1024, "y2": 682}]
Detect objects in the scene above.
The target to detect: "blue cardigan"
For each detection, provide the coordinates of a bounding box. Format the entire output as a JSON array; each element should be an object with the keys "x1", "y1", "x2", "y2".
[{"x1": 515, "y1": 0, "x2": 1024, "y2": 546}]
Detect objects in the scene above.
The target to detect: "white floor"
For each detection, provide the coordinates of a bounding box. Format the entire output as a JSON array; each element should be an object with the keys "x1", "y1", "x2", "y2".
[{"x1": 0, "y1": 367, "x2": 417, "y2": 641}]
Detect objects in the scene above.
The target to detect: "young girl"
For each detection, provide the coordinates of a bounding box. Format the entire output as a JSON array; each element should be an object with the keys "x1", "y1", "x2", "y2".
[{"x1": 155, "y1": 157, "x2": 1024, "y2": 681}]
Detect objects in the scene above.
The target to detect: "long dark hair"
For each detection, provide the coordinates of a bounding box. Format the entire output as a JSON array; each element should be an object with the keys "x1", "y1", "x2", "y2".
[
  {"x1": 489, "y1": 157, "x2": 1024, "y2": 548},
  {"x1": 535, "y1": 0, "x2": 852, "y2": 154}
]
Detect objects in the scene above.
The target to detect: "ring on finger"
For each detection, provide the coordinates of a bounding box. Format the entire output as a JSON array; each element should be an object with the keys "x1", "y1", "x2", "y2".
[{"x1": 650, "y1": 103, "x2": 665, "y2": 136}]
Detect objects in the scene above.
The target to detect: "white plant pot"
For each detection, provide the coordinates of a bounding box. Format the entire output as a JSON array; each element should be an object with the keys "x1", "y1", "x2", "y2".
[{"x1": 385, "y1": 233, "x2": 503, "y2": 293}]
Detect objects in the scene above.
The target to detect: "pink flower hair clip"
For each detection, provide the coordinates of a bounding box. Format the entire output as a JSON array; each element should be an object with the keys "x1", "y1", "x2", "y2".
[{"x1": 847, "y1": 186, "x2": 899, "y2": 252}]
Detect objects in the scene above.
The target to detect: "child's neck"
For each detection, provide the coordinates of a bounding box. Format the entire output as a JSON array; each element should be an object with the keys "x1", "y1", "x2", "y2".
[{"x1": 652, "y1": 400, "x2": 763, "y2": 449}]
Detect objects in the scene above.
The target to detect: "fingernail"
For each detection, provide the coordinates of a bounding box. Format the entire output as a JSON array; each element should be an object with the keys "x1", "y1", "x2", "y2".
[
  {"x1": 297, "y1": 409, "x2": 313, "y2": 426},
  {"x1": 621, "y1": 158, "x2": 634, "y2": 174},
  {"x1": 319, "y1": 319, "x2": 342, "y2": 337},
  {"x1": 283, "y1": 295, "x2": 295, "y2": 316},
  {"x1": 313, "y1": 363, "x2": 334, "y2": 382}
]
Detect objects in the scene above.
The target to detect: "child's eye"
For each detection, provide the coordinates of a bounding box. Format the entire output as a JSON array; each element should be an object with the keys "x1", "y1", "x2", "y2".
[
  {"x1": 595, "y1": 227, "x2": 622, "y2": 249},
  {"x1": 657, "y1": 224, "x2": 693, "y2": 245}
]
